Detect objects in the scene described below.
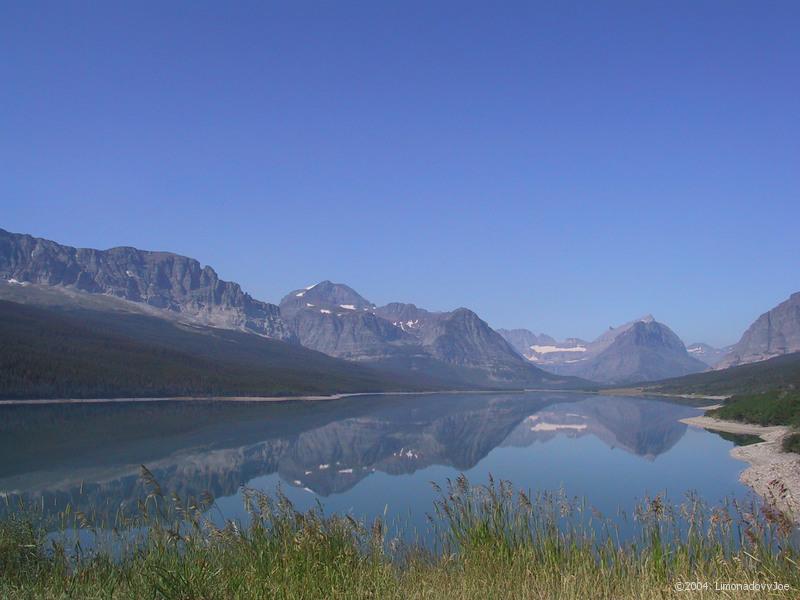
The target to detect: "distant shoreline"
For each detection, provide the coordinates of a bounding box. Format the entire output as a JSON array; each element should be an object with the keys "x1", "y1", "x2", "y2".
[
  {"x1": 604, "y1": 388, "x2": 731, "y2": 402},
  {"x1": 0, "y1": 388, "x2": 731, "y2": 406},
  {"x1": 0, "y1": 388, "x2": 578, "y2": 406},
  {"x1": 682, "y1": 414, "x2": 800, "y2": 522}
]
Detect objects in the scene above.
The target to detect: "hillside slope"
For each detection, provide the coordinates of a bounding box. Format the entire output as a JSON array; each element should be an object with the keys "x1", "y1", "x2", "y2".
[
  {"x1": 642, "y1": 351, "x2": 800, "y2": 396},
  {"x1": 0, "y1": 299, "x2": 437, "y2": 400}
]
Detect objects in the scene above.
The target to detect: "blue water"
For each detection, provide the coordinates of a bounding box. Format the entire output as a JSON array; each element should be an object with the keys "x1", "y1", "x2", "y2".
[{"x1": 0, "y1": 392, "x2": 754, "y2": 542}]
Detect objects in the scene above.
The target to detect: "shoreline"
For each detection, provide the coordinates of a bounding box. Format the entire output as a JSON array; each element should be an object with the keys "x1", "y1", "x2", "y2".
[
  {"x1": 681, "y1": 414, "x2": 800, "y2": 521},
  {"x1": 0, "y1": 388, "x2": 566, "y2": 406},
  {"x1": 0, "y1": 388, "x2": 729, "y2": 407},
  {"x1": 605, "y1": 388, "x2": 731, "y2": 402}
]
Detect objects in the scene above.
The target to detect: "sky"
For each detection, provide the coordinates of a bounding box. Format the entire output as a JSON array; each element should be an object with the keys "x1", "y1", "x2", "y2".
[{"x1": 2, "y1": 1, "x2": 798, "y2": 347}]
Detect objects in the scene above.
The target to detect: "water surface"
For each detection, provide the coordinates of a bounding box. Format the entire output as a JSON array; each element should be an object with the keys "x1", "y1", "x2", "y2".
[{"x1": 0, "y1": 392, "x2": 753, "y2": 541}]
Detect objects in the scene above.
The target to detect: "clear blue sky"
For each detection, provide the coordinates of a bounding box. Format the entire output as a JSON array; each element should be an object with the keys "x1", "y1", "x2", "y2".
[{"x1": 2, "y1": 2, "x2": 798, "y2": 347}]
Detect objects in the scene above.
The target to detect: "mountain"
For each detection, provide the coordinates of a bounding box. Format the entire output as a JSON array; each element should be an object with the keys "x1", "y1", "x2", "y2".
[
  {"x1": 686, "y1": 342, "x2": 730, "y2": 367},
  {"x1": 717, "y1": 292, "x2": 800, "y2": 369},
  {"x1": 496, "y1": 329, "x2": 557, "y2": 357},
  {"x1": 497, "y1": 328, "x2": 589, "y2": 363},
  {"x1": 500, "y1": 316, "x2": 661, "y2": 369},
  {"x1": 0, "y1": 228, "x2": 290, "y2": 339},
  {"x1": 572, "y1": 321, "x2": 707, "y2": 385},
  {"x1": 280, "y1": 281, "x2": 375, "y2": 319},
  {"x1": 279, "y1": 282, "x2": 409, "y2": 361},
  {"x1": 0, "y1": 291, "x2": 436, "y2": 400},
  {"x1": 0, "y1": 229, "x2": 586, "y2": 394},
  {"x1": 280, "y1": 284, "x2": 584, "y2": 389},
  {"x1": 501, "y1": 316, "x2": 706, "y2": 384}
]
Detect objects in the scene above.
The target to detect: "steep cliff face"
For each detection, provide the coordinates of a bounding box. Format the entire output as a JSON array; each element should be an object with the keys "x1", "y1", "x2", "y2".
[
  {"x1": 0, "y1": 229, "x2": 290, "y2": 339},
  {"x1": 718, "y1": 292, "x2": 800, "y2": 368}
]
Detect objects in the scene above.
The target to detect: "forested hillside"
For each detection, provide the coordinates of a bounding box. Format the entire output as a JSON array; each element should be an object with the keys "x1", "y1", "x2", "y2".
[{"x1": 0, "y1": 300, "x2": 432, "y2": 400}]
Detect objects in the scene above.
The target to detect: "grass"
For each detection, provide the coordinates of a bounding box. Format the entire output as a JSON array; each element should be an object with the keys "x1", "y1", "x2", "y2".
[
  {"x1": 1, "y1": 470, "x2": 798, "y2": 599},
  {"x1": 706, "y1": 390, "x2": 800, "y2": 455},
  {"x1": 708, "y1": 390, "x2": 800, "y2": 428}
]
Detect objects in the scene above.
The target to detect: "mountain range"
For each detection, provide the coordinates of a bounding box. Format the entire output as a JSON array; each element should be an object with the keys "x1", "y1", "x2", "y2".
[
  {"x1": 2, "y1": 227, "x2": 798, "y2": 396},
  {"x1": 278, "y1": 281, "x2": 563, "y2": 387},
  {"x1": 685, "y1": 343, "x2": 732, "y2": 368},
  {"x1": 0, "y1": 229, "x2": 580, "y2": 398},
  {"x1": 499, "y1": 316, "x2": 707, "y2": 385},
  {"x1": 500, "y1": 288, "x2": 800, "y2": 385}
]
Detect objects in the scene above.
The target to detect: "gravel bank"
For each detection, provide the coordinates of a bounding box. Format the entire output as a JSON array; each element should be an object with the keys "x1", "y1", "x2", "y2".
[{"x1": 682, "y1": 415, "x2": 800, "y2": 521}]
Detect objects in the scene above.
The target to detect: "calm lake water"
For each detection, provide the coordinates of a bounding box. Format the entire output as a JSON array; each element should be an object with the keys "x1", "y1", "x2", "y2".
[{"x1": 0, "y1": 392, "x2": 755, "y2": 542}]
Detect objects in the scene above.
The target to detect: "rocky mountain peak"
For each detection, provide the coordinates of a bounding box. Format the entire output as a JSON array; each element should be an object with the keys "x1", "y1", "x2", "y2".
[
  {"x1": 280, "y1": 281, "x2": 375, "y2": 319},
  {"x1": 615, "y1": 320, "x2": 686, "y2": 352}
]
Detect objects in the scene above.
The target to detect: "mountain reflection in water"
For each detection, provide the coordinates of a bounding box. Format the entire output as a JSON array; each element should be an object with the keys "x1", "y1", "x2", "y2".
[{"x1": 0, "y1": 393, "x2": 737, "y2": 523}]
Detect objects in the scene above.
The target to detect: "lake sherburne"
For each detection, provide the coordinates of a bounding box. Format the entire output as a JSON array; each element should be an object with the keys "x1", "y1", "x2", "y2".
[{"x1": 0, "y1": 392, "x2": 754, "y2": 542}]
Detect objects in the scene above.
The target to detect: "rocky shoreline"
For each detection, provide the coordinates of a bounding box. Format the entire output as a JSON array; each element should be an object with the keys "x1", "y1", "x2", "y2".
[{"x1": 681, "y1": 414, "x2": 800, "y2": 521}]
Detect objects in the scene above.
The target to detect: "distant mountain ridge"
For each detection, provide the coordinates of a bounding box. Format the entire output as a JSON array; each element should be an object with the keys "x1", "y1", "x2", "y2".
[
  {"x1": 495, "y1": 329, "x2": 557, "y2": 357},
  {"x1": 499, "y1": 316, "x2": 706, "y2": 384},
  {"x1": 686, "y1": 343, "x2": 731, "y2": 367}
]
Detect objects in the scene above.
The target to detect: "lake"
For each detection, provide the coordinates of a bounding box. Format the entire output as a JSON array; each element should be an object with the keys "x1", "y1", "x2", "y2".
[{"x1": 0, "y1": 392, "x2": 755, "y2": 543}]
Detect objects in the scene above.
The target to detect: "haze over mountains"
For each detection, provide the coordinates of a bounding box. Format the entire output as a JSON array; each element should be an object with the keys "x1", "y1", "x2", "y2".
[
  {"x1": 1, "y1": 227, "x2": 798, "y2": 396},
  {"x1": 499, "y1": 316, "x2": 707, "y2": 385},
  {"x1": 685, "y1": 343, "x2": 732, "y2": 368}
]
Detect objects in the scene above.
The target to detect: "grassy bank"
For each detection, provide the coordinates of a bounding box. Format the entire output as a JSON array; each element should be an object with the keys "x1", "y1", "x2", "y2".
[
  {"x1": 708, "y1": 390, "x2": 800, "y2": 428},
  {"x1": 1, "y1": 472, "x2": 798, "y2": 599},
  {"x1": 645, "y1": 352, "x2": 800, "y2": 397},
  {"x1": 707, "y1": 390, "x2": 800, "y2": 454}
]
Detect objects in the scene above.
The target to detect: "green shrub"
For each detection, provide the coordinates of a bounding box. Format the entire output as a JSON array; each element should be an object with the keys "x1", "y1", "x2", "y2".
[
  {"x1": 782, "y1": 432, "x2": 800, "y2": 454},
  {"x1": 709, "y1": 390, "x2": 800, "y2": 427}
]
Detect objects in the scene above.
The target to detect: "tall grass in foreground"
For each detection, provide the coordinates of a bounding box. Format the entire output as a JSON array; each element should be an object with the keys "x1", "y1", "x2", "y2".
[{"x1": 1, "y1": 470, "x2": 798, "y2": 599}]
